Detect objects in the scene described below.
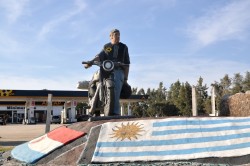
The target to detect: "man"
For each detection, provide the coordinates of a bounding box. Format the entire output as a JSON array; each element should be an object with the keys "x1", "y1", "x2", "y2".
[{"x1": 84, "y1": 29, "x2": 130, "y2": 115}]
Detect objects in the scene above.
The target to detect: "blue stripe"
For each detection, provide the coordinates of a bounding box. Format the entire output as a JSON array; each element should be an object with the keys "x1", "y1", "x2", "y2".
[
  {"x1": 11, "y1": 142, "x2": 45, "y2": 164},
  {"x1": 152, "y1": 124, "x2": 250, "y2": 136},
  {"x1": 96, "y1": 132, "x2": 250, "y2": 147},
  {"x1": 94, "y1": 141, "x2": 250, "y2": 157},
  {"x1": 153, "y1": 118, "x2": 250, "y2": 127}
]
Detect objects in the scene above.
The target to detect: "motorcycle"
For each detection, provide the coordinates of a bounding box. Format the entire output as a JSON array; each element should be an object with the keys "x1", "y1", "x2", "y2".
[{"x1": 82, "y1": 60, "x2": 128, "y2": 116}]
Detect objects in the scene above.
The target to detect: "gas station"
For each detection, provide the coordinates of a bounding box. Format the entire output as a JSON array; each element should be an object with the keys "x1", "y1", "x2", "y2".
[{"x1": 0, "y1": 89, "x2": 148, "y2": 124}]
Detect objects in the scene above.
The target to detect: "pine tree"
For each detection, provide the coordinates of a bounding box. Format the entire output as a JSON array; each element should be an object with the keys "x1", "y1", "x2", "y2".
[
  {"x1": 132, "y1": 87, "x2": 138, "y2": 94},
  {"x1": 167, "y1": 80, "x2": 181, "y2": 106},
  {"x1": 211, "y1": 81, "x2": 223, "y2": 111},
  {"x1": 196, "y1": 77, "x2": 208, "y2": 115},
  {"x1": 211, "y1": 74, "x2": 232, "y2": 112},
  {"x1": 147, "y1": 82, "x2": 166, "y2": 116},
  {"x1": 184, "y1": 82, "x2": 192, "y2": 116},
  {"x1": 177, "y1": 83, "x2": 187, "y2": 115},
  {"x1": 231, "y1": 73, "x2": 243, "y2": 94},
  {"x1": 243, "y1": 71, "x2": 250, "y2": 92},
  {"x1": 137, "y1": 88, "x2": 145, "y2": 95},
  {"x1": 155, "y1": 82, "x2": 166, "y2": 102},
  {"x1": 220, "y1": 74, "x2": 232, "y2": 95},
  {"x1": 146, "y1": 88, "x2": 151, "y2": 95}
]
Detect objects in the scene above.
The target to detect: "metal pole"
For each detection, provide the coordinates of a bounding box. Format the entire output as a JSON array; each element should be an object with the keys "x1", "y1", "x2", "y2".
[
  {"x1": 45, "y1": 94, "x2": 52, "y2": 133},
  {"x1": 24, "y1": 101, "x2": 28, "y2": 124}
]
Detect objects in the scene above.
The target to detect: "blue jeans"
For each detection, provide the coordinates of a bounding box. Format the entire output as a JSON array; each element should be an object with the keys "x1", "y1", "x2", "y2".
[{"x1": 113, "y1": 69, "x2": 124, "y2": 115}]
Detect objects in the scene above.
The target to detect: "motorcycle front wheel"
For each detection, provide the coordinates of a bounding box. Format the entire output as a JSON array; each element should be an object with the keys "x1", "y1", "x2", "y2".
[{"x1": 104, "y1": 86, "x2": 114, "y2": 116}]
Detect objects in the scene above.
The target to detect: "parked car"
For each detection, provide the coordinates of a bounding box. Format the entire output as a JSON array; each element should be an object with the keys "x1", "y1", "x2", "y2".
[
  {"x1": 76, "y1": 115, "x2": 90, "y2": 122},
  {"x1": 29, "y1": 117, "x2": 36, "y2": 124},
  {"x1": 23, "y1": 117, "x2": 36, "y2": 124},
  {"x1": 51, "y1": 115, "x2": 61, "y2": 124}
]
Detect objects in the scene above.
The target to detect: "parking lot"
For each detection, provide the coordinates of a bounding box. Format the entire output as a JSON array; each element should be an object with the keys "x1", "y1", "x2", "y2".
[{"x1": 0, "y1": 123, "x2": 64, "y2": 146}]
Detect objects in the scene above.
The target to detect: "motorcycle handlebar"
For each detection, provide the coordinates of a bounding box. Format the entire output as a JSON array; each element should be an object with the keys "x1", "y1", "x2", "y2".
[
  {"x1": 82, "y1": 60, "x2": 129, "y2": 66},
  {"x1": 82, "y1": 61, "x2": 90, "y2": 64},
  {"x1": 115, "y1": 62, "x2": 130, "y2": 66}
]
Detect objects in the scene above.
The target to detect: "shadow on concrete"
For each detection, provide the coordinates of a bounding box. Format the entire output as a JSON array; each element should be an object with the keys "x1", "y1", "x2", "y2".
[{"x1": 0, "y1": 141, "x2": 27, "y2": 146}]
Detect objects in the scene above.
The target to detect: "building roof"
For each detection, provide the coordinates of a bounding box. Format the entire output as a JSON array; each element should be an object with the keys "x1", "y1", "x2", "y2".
[{"x1": 0, "y1": 89, "x2": 148, "y2": 103}]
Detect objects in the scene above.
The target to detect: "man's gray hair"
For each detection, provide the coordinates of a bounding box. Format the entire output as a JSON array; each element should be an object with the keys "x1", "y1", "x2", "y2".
[{"x1": 110, "y1": 29, "x2": 120, "y2": 34}]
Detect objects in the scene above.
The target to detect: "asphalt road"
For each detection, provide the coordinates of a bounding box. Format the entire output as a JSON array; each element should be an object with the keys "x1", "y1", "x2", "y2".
[{"x1": 0, "y1": 123, "x2": 64, "y2": 146}]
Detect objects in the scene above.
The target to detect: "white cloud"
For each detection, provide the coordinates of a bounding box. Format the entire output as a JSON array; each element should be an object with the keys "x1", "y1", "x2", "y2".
[
  {"x1": 129, "y1": 55, "x2": 249, "y2": 90},
  {"x1": 38, "y1": 0, "x2": 87, "y2": 40},
  {"x1": 187, "y1": 0, "x2": 250, "y2": 48},
  {"x1": 0, "y1": 31, "x2": 28, "y2": 57},
  {"x1": 0, "y1": 32, "x2": 18, "y2": 54},
  {"x1": 0, "y1": 75, "x2": 81, "y2": 90},
  {"x1": 0, "y1": 0, "x2": 32, "y2": 58},
  {"x1": 0, "y1": 0, "x2": 29, "y2": 23}
]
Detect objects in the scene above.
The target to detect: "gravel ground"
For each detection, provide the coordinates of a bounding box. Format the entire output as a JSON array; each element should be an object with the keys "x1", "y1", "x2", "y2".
[{"x1": 0, "y1": 152, "x2": 3, "y2": 165}]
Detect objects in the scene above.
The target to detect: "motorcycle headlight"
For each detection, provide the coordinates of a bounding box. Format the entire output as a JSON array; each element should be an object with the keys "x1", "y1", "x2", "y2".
[{"x1": 103, "y1": 60, "x2": 114, "y2": 71}]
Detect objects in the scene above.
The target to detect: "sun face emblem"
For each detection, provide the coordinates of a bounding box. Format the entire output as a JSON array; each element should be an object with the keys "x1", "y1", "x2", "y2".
[
  {"x1": 110, "y1": 122, "x2": 144, "y2": 141},
  {"x1": 105, "y1": 47, "x2": 112, "y2": 52}
]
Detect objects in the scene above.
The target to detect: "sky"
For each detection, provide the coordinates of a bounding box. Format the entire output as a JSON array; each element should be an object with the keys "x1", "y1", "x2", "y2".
[{"x1": 0, "y1": 0, "x2": 250, "y2": 91}]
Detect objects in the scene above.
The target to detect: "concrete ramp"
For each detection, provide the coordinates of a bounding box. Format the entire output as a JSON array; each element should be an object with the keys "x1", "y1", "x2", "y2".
[
  {"x1": 79, "y1": 117, "x2": 250, "y2": 164},
  {"x1": 6, "y1": 117, "x2": 250, "y2": 165},
  {"x1": 11, "y1": 126, "x2": 85, "y2": 164},
  {"x1": 77, "y1": 125, "x2": 102, "y2": 164}
]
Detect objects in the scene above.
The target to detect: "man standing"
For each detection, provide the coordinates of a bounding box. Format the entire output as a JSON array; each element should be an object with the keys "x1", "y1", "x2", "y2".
[{"x1": 84, "y1": 29, "x2": 130, "y2": 115}]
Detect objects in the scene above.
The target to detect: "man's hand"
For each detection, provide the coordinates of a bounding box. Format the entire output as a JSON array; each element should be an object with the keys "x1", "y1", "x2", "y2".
[
  {"x1": 83, "y1": 61, "x2": 93, "y2": 69},
  {"x1": 84, "y1": 64, "x2": 91, "y2": 69}
]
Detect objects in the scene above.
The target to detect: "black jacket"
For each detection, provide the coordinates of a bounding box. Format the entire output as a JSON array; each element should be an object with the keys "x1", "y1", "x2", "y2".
[{"x1": 98, "y1": 42, "x2": 130, "y2": 64}]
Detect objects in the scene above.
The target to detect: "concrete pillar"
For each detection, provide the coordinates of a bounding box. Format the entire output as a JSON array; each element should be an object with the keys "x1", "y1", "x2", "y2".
[
  {"x1": 45, "y1": 94, "x2": 52, "y2": 133},
  {"x1": 127, "y1": 102, "x2": 131, "y2": 116},
  {"x1": 24, "y1": 101, "x2": 28, "y2": 124},
  {"x1": 192, "y1": 86, "x2": 197, "y2": 116},
  {"x1": 120, "y1": 103, "x2": 124, "y2": 116},
  {"x1": 85, "y1": 108, "x2": 89, "y2": 115},
  {"x1": 70, "y1": 101, "x2": 77, "y2": 122},
  {"x1": 11, "y1": 110, "x2": 14, "y2": 124},
  {"x1": 30, "y1": 100, "x2": 35, "y2": 117},
  {"x1": 62, "y1": 102, "x2": 67, "y2": 123},
  {"x1": 210, "y1": 86, "x2": 216, "y2": 116},
  {"x1": 29, "y1": 107, "x2": 34, "y2": 118}
]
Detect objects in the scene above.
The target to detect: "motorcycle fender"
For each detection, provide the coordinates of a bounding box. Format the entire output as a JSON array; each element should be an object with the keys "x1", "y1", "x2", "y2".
[{"x1": 105, "y1": 79, "x2": 114, "y2": 88}]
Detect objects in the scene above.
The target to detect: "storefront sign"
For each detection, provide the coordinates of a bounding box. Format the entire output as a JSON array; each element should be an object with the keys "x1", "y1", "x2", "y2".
[
  {"x1": 0, "y1": 90, "x2": 14, "y2": 96},
  {"x1": 7, "y1": 106, "x2": 25, "y2": 110}
]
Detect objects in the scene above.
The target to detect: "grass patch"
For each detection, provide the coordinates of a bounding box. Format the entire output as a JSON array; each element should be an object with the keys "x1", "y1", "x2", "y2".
[{"x1": 0, "y1": 146, "x2": 14, "y2": 152}]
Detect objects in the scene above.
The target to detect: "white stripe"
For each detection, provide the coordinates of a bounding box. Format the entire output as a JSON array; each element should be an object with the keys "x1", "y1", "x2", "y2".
[
  {"x1": 52, "y1": 142, "x2": 86, "y2": 161},
  {"x1": 28, "y1": 135, "x2": 63, "y2": 154},
  {"x1": 154, "y1": 121, "x2": 250, "y2": 131},
  {"x1": 154, "y1": 128, "x2": 250, "y2": 140},
  {"x1": 95, "y1": 136, "x2": 250, "y2": 153},
  {"x1": 93, "y1": 147, "x2": 250, "y2": 162}
]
